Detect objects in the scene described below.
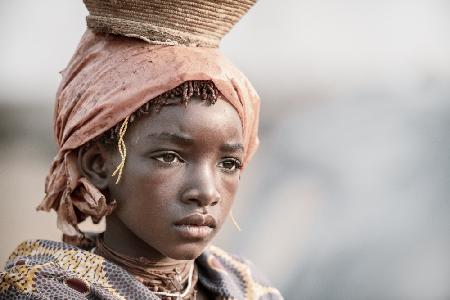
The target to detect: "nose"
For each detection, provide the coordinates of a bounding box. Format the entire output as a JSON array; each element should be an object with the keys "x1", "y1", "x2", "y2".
[{"x1": 181, "y1": 164, "x2": 220, "y2": 207}]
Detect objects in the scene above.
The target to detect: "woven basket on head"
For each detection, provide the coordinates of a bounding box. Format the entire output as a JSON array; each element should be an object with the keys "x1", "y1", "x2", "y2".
[{"x1": 83, "y1": 0, "x2": 257, "y2": 47}]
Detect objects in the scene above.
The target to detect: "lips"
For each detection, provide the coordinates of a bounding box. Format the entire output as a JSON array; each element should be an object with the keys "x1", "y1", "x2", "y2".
[
  {"x1": 174, "y1": 214, "x2": 216, "y2": 239},
  {"x1": 175, "y1": 214, "x2": 217, "y2": 228}
]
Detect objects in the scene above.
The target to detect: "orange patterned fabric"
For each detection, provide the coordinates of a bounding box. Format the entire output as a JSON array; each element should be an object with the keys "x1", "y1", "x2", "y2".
[
  {"x1": 0, "y1": 240, "x2": 283, "y2": 299},
  {"x1": 36, "y1": 30, "x2": 260, "y2": 240}
]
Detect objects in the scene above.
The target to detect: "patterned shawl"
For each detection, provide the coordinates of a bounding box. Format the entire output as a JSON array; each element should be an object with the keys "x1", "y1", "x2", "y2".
[{"x1": 0, "y1": 240, "x2": 282, "y2": 299}]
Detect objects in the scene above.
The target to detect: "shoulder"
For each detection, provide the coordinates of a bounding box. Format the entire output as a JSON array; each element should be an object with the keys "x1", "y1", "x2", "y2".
[
  {"x1": 0, "y1": 239, "x2": 152, "y2": 299},
  {"x1": 2, "y1": 239, "x2": 109, "y2": 284},
  {"x1": 197, "y1": 245, "x2": 283, "y2": 300}
]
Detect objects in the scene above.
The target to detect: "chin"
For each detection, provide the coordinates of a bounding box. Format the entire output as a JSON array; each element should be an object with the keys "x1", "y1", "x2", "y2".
[{"x1": 165, "y1": 243, "x2": 207, "y2": 260}]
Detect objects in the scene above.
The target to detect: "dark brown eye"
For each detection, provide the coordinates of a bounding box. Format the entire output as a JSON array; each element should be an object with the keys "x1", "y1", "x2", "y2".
[
  {"x1": 154, "y1": 152, "x2": 183, "y2": 164},
  {"x1": 218, "y1": 158, "x2": 242, "y2": 172},
  {"x1": 222, "y1": 161, "x2": 235, "y2": 169},
  {"x1": 162, "y1": 153, "x2": 175, "y2": 162}
]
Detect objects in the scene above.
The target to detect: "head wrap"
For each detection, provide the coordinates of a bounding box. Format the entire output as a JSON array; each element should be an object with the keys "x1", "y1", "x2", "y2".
[{"x1": 37, "y1": 30, "x2": 260, "y2": 241}]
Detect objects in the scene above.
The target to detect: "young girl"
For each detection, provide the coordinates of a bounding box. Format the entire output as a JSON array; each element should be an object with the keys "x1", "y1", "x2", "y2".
[{"x1": 0, "y1": 1, "x2": 282, "y2": 299}]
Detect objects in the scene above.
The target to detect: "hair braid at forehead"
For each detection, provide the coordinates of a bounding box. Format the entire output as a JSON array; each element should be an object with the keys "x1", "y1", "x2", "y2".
[{"x1": 98, "y1": 80, "x2": 220, "y2": 146}]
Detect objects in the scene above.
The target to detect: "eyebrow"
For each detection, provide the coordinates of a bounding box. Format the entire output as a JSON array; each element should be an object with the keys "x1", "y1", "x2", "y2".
[
  {"x1": 146, "y1": 132, "x2": 194, "y2": 145},
  {"x1": 220, "y1": 143, "x2": 244, "y2": 153}
]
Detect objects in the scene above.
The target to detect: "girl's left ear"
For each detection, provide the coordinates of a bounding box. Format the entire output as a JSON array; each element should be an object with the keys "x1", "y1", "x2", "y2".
[{"x1": 77, "y1": 142, "x2": 110, "y2": 190}]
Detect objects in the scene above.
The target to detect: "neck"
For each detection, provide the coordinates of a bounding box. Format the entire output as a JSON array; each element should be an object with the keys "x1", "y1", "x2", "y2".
[
  {"x1": 103, "y1": 213, "x2": 186, "y2": 264},
  {"x1": 95, "y1": 233, "x2": 197, "y2": 297}
]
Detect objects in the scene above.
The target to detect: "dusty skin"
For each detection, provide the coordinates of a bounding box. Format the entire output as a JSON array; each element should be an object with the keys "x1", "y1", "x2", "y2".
[{"x1": 78, "y1": 97, "x2": 244, "y2": 299}]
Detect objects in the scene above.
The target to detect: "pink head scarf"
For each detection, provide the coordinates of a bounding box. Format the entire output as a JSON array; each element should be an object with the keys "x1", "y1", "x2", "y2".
[{"x1": 37, "y1": 30, "x2": 260, "y2": 241}]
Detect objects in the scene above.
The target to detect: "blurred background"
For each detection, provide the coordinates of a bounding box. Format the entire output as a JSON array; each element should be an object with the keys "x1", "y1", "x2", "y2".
[{"x1": 1, "y1": 1, "x2": 449, "y2": 299}]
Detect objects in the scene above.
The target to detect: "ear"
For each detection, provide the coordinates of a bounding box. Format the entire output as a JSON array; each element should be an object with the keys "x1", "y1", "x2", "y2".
[{"x1": 77, "y1": 142, "x2": 110, "y2": 190}]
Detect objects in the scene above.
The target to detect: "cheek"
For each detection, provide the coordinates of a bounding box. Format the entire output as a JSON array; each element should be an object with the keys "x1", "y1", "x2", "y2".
[
  {"x1": 217, "y1": 175, "x2": 240, "y2": 217},
  {"x1": 111, "y1": 160, "x2": 181, "y2": 214},
  {"x1": 223, "y1": 176, "x2": 240, "y2": 198}
]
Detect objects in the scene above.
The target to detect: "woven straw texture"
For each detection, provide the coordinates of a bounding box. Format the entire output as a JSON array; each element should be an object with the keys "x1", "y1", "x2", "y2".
[{"x1": 83, "y1": 0, "x2": 256, "y2": 47}]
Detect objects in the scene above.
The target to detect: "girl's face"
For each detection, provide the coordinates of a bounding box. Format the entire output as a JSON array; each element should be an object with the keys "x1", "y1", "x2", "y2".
[{"x1": 105, "y1": 98, "x2": 243, "y2": 261}]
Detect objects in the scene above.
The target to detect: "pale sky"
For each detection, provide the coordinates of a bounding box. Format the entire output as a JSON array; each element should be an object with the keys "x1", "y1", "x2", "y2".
[{"x1": 0, "y1": 0, "x2": 449, "y2": 103}]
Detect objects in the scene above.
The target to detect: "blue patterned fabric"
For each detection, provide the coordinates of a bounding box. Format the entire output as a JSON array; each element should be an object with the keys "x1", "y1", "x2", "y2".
[{"x1": 0, "y1": 240, "x2": 282, "y2": 299}]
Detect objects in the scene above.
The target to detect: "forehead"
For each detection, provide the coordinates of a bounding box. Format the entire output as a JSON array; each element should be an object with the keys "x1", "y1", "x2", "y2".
[{"x1": 127, "y1": 98, "x2": 243, "y2": 144}]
